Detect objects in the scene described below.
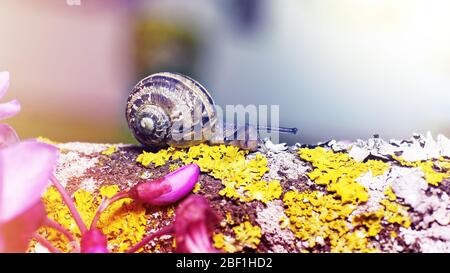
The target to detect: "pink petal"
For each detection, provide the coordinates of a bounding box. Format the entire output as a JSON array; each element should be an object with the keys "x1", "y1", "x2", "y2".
[
  {"x1": 80, "y1": 229, "x2": 109, "y2": 253},
  {"x1": 129, "y1": 179, "x2": 171, "y2": 205},
  {"x1": 0, "y1": 100, "x2": 20, "y2": 121},
  {"x1": 0, "y1": 201, "x2": 46, "y2": 252},
  {"x1": 0, "y1": 72, "x2": 9, "y2": 99},
  {"x1": 151, "y1": 164, "x2": 200, "y2": 205},
  {"x1": 174, "y1": 195, "x2": 220, "y2": 253},
  {"x1": 0, "y1": 140, "x2": 59, "y2": 223},
  {"x1": 0, "y1": 124, "x2": 20, "y2": 148}
]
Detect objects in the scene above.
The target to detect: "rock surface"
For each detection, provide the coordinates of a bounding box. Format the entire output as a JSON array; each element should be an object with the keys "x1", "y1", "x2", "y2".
[{"x1": 48, "y1": 133, "x2": 450, "y2": 253}]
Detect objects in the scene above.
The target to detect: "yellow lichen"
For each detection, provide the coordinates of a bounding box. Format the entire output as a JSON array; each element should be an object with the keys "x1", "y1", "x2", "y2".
[
  {"x1": 352, "y1": 210, "x2": 384, "y2": 237},
  {"x1": 213, "y1": 221, "x2": 262, "y2": 253},
  {"x1": 168, "y1": 163, "x2": 181, "y2": 172},
  {"x1": 437, "y1": 158, "x2": 450, "y2": 171},
  {"x1": 220, "y1": 212, "x2": 234, "y2": 227},
  {"x1": 384, "y1": 186, "x2": 397, "y2": 201},
  {"x1": 380, "y1": 199, "x2": 411, "y2": 227},
  {"x1": 225, "y1": 212, "x2": 235, "y2": 225},
  {"x1": 418, "y1": 161, "x2": 449, "y2": 186},
  {"x1": 283, "y1": 188, "x2": 410, "y2": 252},
  {"x1": 213, "y1": 233, "x2": 238, "y2": 253},
  {"x1": 283, "y1": 190, "x2": 358, "y2": 251},
  {"x1": 39, "y1": 185, "x2": 148, "y2": 253},
  {"x1": 298, "y1": 147, "x2": 389, "y2": 204},
  {"x1": 332, "y1": 230, "x2": 378, "y2": 253},
  {"x1": 137, "y1": 149, "x2": 174, "y2": 167},
  {"x1": 279, "y1": 216, "x2": 289, "y2": 229},
  {"x1": 166, "y1": 206, "x2": 175, "y2": 218},
  {"x1": 136, "y1": 144, "x2": 277, "y2": 203},
  {"x1": 96, "y1": 185, "x2": 148, "y2": 252},
  {"x1": 233, "y1": 221, "x2": 262, "y2": 250},
  {"x1": 37, "y1": 136, "x2": 59, "y2": 145},
  {"x1": 101, "y1": 145, "x2": 117, "y2": 156},
  {"x1": 393, "y1": 156, "x2": 450, "y2": 186},
  {"x1": 192, "y1": 182, "x2": 201, "y2": 193},
  {"x1": 240, "y1": 180, "x2": 283, "y2": 204},
  {"x1": 40, "y1": 187, "x2": 74, "y2": 252}
]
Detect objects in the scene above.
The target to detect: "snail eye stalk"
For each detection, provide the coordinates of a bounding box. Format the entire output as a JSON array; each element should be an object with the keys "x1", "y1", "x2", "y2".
[{"x1": 256, "y1": 125, "x2": 298, "y2": 135}]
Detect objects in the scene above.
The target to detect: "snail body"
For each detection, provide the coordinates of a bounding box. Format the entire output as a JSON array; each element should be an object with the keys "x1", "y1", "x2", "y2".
[{"x1": 126, "y1": 72, "x2": 297, "y2": 151}]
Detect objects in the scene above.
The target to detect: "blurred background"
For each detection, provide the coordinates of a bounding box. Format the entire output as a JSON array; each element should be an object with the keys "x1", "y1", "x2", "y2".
[{"x1": 1, "y1": 0, "x2": 449, "y2": 144}]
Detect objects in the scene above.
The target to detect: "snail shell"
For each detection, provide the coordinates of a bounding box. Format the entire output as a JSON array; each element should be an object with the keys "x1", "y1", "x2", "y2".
[
  {"x1": 126, "y1": 72, "x2": 218, "y2": 149},
  {"x1": 127, "y1": 72, "x2": 297, "y2": 151}
]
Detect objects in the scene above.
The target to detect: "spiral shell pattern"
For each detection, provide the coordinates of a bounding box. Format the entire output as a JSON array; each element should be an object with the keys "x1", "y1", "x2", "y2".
[{"x1": 126, "y1": 72, "x2": 218, "y2": 149}]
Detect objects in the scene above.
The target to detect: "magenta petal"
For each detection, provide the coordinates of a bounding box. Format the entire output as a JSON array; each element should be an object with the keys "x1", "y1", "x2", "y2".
[
  {"x1": 0, "y1": 72, "x2": 9, "y2": 99},
  {"x1": 0, "y1": 140, "x2": 59, "y2": 223},
  {"x1": 129, "y1": 179, "x2": 171, "y2": 205},
  {"x1": 0, "y1": 124, "x2": 20, "y2": 148},
  {"x1": 80, "y1": 229, "x2": 109, "y2": 253},
  {"x1": 174, "y1": 195, "x2": 220, "y2": 253},
  {"x1": 0, "y1": 201, "x2": 46, "y2": 252},
  {"x1": 151, "y1": 164, "x2": 200, "y2": 205},
  {"x1": 0, "y1": 100, "x2": 20, "y2": 121}
]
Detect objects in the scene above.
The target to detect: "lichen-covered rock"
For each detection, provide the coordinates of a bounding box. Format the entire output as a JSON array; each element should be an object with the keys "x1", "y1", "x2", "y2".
[{"x1": 36, "y1": 133, "x2": 450, "y2": 253}]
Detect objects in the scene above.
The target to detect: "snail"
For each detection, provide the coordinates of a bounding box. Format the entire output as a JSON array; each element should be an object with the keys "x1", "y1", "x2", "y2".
[{"x1": 126, "y1": 72, "x2": 297, "y2": 151}]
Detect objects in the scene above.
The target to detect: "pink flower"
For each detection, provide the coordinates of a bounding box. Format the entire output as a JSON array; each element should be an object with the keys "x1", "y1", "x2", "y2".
[
  {"x1": 0, "y1": 72, "x2": 20, "y2": 148},
  {"x1": 48, "y1": 164, "x2": 201, "y2": 253},
  {"x1": 0, "y1": 72, "x2": 20, "y2": 121},
  {"x1": 0, "y1": 140, "x2": 59, "y2": 252},
  {"x1": 174, "y1": 195, "x2": 220, "y2": 253},
  {"x1": 80, "y1": 229, "x2": 108, "y2": 253},
  {"x1": 129, "y1": 164, "x2": 200, "y2": 206},
  {"x1": 89, "y1": 164, "x2": 200, "y2": 241},
  {"x1": 0, "y1": 124, "x2": 19, "y2": 149},
  {"x1": 80, "y1": 164, "x2": 201, "y2": 253}
]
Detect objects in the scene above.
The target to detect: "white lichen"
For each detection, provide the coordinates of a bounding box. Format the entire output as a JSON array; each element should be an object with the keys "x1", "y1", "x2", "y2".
[
  {"x1": 78, "y1": 177, "x2": 98, "y2": 193},
  {"x1": 256, "y1": 200, "x2": 296, "y2": 253},
  {"x1": 58, "y1": 142, "x2": 112, "y2": 155},
  {"x1": 401, "y1": 224, "x2": 450, "y2": 252},
  {"x1": 345, "y1": 132, "x2": 450, "y2": 162},
  {"x1": 262, "y1": 150, "x2": 310, "y2": 181},
  {"x1": 354, "y1": 170, "x2": 391, "y2": 214},
  {"x1": 55, "y1": 151, "x2": 98, "y2": 187},
  {"x1": 261, "y1": 138, "x2": 288, "y2": 153},
  {"x1": 389, "y1": 166, "x2": 428, "y2": 209}
]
